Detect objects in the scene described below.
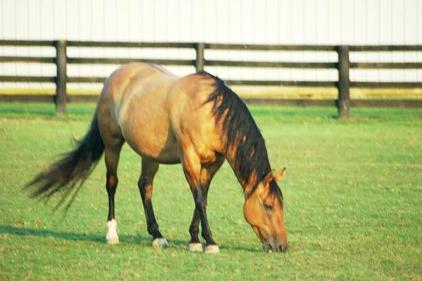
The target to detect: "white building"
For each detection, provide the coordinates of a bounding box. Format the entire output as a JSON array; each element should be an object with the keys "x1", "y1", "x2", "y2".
[{"x1": 1, "y1": 0, "x2": 421, "y2": 94}]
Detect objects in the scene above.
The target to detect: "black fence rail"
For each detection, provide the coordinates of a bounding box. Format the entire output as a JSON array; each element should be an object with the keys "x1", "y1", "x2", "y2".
[{"x1": 0, "y1": 40, "x2": 421, "y2": 117}]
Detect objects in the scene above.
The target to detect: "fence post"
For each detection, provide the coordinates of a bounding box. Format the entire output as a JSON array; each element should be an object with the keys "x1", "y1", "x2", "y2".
[
  {"x1": 55, "y1": 40, "x2": 67, "y2": 114},
  {"x1": 195, "y1": 42, "x2": 205, "y2": 72},
  {"x1": 336, "y1": 45, "x2": 350, "y2": 119}
]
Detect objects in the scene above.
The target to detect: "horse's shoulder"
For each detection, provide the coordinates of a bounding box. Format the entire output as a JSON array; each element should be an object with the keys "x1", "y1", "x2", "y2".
[{"x1": 171, "y1": 72, "x2": 217, "y2": 101}]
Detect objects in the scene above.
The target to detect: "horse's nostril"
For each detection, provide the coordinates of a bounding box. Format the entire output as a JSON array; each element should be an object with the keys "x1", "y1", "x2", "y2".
[
  {"x1": 262, "y1": 243, "x2": 272, "y2": 252},
  {"x1": 278, "y1": 244, "x2": 288, "y2": 252}
]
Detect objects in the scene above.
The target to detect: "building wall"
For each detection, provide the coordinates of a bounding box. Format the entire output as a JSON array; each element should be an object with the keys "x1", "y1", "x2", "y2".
[
  {"x1": 1, "y1": 0, "x2": 421, "y2": 44},
  {"x1": 0, "y1": 0, "x2": 421, "y2": 89}
]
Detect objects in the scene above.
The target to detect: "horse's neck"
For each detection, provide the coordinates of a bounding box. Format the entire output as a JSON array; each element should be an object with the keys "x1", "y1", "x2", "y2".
[
  {"x1": 225, "y1": 147, "x2": 247, "y2": 190},
  {"x1": 209, "y1": 81, "x2": 272, "y2": 194},
  {"x1": 225, "y1": 138, "x2": 271, "y2": 196}
]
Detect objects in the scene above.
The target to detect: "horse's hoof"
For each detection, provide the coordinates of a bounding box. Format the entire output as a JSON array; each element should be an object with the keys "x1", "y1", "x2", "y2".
[
  {"x1": 204, "y1": 244, "x2": 220, "y2": 254},
  {"x1": 188, "y1": 243, "x2": 203, "y2": 252},
  {"x1": 106, "y1": 219, "x2": 119, "y2": 245},
  {"x1": 106, "y1": 237, "x2": 119, "y2": 245},
  {"x1": 152, "y1": 238, "x2": 169, "y2": 248}
]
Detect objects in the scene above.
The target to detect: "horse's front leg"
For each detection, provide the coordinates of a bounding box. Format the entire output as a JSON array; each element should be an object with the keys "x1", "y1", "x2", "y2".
[
  {"x1": 138, "y1": 158, "x2": 168, "y2": 248},
  {"x1": 188, "y1": 209, "x2": 202, "y2": 251},
  {"x1": 190, "y1": 183, "x2": 219, "y2": 253},
  {"x1": 188, "y1": 188, "x2": 211, "y2": 253},
  {"x1": 188, "y1": 156, "x2": 224, "y2": 253},
  {"x1": 182, "y1": 153, "x2": 221, "y2": 254}
]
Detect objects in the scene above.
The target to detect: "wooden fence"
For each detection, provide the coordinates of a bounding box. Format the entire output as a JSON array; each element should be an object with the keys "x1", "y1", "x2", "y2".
[{"x1": 0, "y1": 39, "x2": 421, "y2": 117}]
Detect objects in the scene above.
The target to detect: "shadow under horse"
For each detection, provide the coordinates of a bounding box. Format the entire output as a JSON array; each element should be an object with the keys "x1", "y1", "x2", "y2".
[{"x1": 26, "y1": 62, "x2": 288, "y2": 253}]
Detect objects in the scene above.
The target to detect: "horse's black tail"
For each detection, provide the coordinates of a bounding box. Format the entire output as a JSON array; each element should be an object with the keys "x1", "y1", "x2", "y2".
[{"x1": 26, "y1": 113, "x2": 104, "y2": 210}]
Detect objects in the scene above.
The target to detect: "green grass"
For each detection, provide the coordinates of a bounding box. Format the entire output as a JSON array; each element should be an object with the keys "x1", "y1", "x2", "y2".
[{"x1": 0, "y1": 103, "x2": 421, "y2": 280}]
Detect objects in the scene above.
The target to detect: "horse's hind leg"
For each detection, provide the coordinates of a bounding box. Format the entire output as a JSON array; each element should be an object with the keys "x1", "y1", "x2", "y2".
[
  {"x1": 104, "y1": 142, "x2": 123, "y2": 244},
  {"x1": 138, "y1": 158, "x2": 168, "y2": 248}
]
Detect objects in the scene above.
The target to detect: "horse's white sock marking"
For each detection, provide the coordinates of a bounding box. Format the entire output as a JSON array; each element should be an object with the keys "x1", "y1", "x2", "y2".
[
  {"x1": 188, "y1": 242, "x2": 203, "y2": 252},
  {"x1": 204, "y1": 244, "x2": 220, "y2": 254},
  {"x1": 152, "y1": 238, "x2": 169, "y2": 248},
  {"x1": 106, "y1": 219, "x2": 119, "y2": 244}
]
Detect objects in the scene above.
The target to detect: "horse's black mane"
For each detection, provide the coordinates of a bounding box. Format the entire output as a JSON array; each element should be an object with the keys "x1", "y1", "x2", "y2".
[{"x1": 201, "y1": 72, "x2": 282, "y2": 198}]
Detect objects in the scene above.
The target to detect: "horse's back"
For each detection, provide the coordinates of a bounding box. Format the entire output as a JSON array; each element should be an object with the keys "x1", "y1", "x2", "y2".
[{"x1": 102, "y1": 63, "x2": 174, "y2": 103}]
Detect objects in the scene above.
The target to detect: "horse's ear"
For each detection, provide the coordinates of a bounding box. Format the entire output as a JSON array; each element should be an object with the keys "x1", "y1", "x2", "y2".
[
  {"x1": 263, "y1": 171, "x2": 274, "y2": 186},
  {"x1": 257, "y1": 171, "x2": 273, "y2": 197},
  {"x1": 273, "y1": 168, "x2": 286, "y2": 183}
]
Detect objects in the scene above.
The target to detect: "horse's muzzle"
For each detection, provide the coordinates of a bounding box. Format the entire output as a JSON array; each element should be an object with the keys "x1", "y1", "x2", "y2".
[{"x1": 263, "y1": 242, "x2": 288, "y2": 253}]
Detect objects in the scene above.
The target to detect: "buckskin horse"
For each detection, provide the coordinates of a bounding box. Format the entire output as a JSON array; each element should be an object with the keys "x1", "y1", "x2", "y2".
[{"x1": 27, "y1": 63, "x2": 288, "y2": 253}]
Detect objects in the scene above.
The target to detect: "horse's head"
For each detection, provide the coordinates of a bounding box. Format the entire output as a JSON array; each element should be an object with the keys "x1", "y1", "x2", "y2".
[{"x1": 243, "y1": 168, "x2": 287, "y2": 252}]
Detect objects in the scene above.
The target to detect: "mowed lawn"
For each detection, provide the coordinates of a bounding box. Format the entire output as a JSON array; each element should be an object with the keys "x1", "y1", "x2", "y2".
[{"x1": 0, "y1": 103, "x2": 421, "y2": 280}]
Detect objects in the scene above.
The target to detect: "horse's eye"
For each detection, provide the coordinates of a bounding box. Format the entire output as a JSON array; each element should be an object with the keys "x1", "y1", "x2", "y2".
[{"x1": 263, "y1": 203, "x2": 273, "y2": 211}]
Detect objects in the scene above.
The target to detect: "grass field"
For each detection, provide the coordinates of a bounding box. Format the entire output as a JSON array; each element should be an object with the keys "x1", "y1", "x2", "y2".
[{"x1": 0, "y1": 103, "x2": 421, "y2": 280}]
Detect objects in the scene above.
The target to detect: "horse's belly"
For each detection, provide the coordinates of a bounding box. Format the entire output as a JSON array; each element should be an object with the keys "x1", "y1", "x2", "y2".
[
  {"x1": 126, "y1": 133, "x2": 180, "y2": 164},
  {"x1": 119, "y1": 96, "x2": 180, "y2": 164}
]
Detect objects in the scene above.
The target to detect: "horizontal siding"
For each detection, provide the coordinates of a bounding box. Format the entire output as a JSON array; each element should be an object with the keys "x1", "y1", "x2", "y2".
[
  {"x1": 1, "y1": 0, "x2": 420, "y2": 44},
  {"x1": 0, "y1": 0, "x2": 421, "y2": 88}
]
